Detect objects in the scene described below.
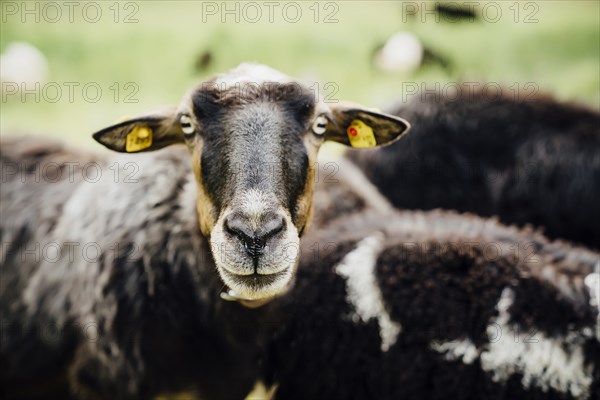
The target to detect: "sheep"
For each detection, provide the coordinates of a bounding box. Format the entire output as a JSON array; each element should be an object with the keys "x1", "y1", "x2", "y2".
[
  {"x1": 348, "y1": 88, "x2": 600, "y2": 249},
  {"x1": 263, "y1": 208, "x2": 600, "y2": 400},
  {"x1": 0, "y1": 63, "x2": 409, "y2": 399},
  {"x1": 373, "y1": 32, "x2": 451, "y2": 73},
  {"x1": 0, "y1": 41, "x2": 49, "y2": 89}
]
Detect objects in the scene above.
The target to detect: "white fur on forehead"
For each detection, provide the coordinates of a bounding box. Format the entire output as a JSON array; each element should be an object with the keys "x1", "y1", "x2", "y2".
[{"x1": 215, "y1": 63, "x2": 291, "y2": 86}]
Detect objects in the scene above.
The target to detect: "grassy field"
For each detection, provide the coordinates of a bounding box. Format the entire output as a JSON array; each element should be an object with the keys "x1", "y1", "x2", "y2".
[{"x1": 1, "y1": 0, "x2": 599, "y2": 148}]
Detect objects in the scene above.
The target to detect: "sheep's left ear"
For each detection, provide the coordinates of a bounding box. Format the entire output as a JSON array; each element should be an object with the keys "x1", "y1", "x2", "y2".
[
  {"x1": 324, "y1": 103, "x2": 410, "y2": 148},
  {"x1": 92, "y1": 105, "x2": 185, "y2": 153}
]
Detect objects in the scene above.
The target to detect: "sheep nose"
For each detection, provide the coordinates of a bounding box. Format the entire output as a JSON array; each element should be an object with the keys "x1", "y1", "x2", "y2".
[{"x1": 224, "y1": 213, "x2": 285, "y2": 258}]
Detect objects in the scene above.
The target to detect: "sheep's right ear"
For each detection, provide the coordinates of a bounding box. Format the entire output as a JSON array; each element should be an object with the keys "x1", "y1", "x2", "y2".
[{"x1": 92, "y1": 105, "x2": 185, "y2": 153}]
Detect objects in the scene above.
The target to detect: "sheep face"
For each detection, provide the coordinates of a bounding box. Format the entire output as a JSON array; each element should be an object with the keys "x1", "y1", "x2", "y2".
[{"x1": 92, "y1": 63, "x2": 410, "y2": 300}]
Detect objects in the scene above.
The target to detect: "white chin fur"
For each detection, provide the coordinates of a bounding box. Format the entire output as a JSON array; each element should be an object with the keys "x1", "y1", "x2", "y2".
[{"x1": 219, "y1": 266, "x2": 295, "y2": 300}]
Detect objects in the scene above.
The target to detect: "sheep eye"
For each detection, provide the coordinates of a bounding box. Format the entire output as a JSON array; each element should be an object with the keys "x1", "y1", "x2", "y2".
[
  {"x1": 180, "y1": 115, "x2": 195, "y2": 136},
  {"x1": 312, "y1": 115, "x2": 328, "y2": 135}
]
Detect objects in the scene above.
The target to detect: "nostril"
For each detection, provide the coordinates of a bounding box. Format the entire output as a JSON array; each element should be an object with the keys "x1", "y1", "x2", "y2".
[
  {"x1": 257, "y1": 215, "x2": 285, "y2": 244},
  {"x1": 224, "y1": 215, "x2": 254, "y2": 247}
]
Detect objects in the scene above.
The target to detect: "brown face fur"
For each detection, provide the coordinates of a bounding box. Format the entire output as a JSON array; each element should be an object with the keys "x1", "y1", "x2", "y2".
[
  {"x1": 191, "y1": 143, "x2": 218, "y2": 238},
  {"x1": 294, "y1": 135, "x2": 321, "y2": 236}
]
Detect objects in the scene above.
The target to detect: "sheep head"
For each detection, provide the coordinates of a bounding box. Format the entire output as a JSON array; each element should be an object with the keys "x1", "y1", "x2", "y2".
[{"x1": 92, "y1": 63, "x2": 410, "y2": 301}]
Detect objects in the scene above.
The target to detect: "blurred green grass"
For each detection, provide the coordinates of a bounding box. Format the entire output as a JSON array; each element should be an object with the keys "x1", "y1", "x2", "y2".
[{"x1": 1, "y1": 0, "x2": 598, "y2": 147}]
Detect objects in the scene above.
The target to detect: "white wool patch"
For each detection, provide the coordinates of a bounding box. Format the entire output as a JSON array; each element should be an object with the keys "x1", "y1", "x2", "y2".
[
  {"x1": 335, "y1": 234, "x2": 401, "y2": 352},
  {"x1": 431, "y1": 338, "x2": 480, "y2": 365},
  {"x1": 583, "y1": 264, "x2": 599, "y2": 312},
  {"x1": 215, "y1": 63, "x2": 290, "y2": 87},
  {"x1": 480, "y1": 288, "x2": 593, "y2": 398},
  {"x1": 584, "y1": 262, "x2": 600, "y2": 340}
]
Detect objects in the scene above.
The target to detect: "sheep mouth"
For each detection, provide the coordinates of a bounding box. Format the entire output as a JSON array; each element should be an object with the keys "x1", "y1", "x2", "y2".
[
  {"x1": 218, "y1": 267, "x2": 293, "y2": 300},
  {"x1": 221, "y1": 268, "x2": 288, "y2": 287}
]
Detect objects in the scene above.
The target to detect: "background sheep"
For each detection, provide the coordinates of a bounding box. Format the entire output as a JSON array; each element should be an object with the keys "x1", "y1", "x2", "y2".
[
  {"x1": 265, "y1": 208, "x2": 600, "y2": 400},
  {"x1": 0, "y1": 42, "x2": 49, "y2": 88},
  {"x1": 348, "y1": 89, "x2": 600, "y2": 249}
]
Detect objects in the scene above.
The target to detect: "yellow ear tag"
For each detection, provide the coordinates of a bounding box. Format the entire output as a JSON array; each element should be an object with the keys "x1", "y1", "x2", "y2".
[
  {"x1": 347, "y1": 119, "x2": 377, "y2": 148},
  {"x1": 125, "y1": 126, "x2": 153, "y2": 152}
]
